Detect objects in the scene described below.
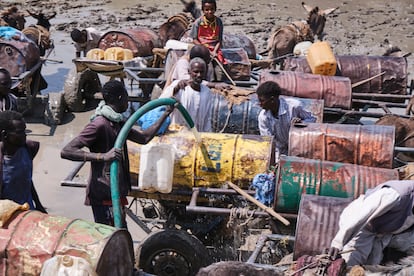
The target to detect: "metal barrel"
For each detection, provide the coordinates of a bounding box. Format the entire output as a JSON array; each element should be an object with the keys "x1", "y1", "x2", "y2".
[
  {"x1": 282, "y1": 55, "x2": 408, "y2": 99},
  {"x1": 210, "y1": 93, "x2": 324, "y2": 135},
  {"x1": 259, "y1": 70, "x2": 352, "y2": 109},
  {"x1": 274, "y1": 156, "x2": 399, "y2": 213},
  {"x1": 128, "y1": 131, "x2": 275, "y2": 189},
  {"x1": 0, "y1": 210, "x2": 134, "y2": 275},
  {"x1": 98, "y1": 28, "x2": 162, "y2": 57},
  {"x1": 288, "y1": 123, "x2": 395, "y2": 168},
  {"x1": 0, "y1": 40, "x2": 40, "y2": 77}
]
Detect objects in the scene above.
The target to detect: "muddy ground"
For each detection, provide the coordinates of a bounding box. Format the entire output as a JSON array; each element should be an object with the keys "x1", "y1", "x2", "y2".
[{"x1": 2, "y1": 0, "x2": 414, "y2": 248}]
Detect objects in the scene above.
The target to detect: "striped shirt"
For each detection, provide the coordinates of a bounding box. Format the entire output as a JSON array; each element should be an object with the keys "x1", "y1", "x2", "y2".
[{"x1": 258, "y1": 97, "x2": 315, "y2": 155}]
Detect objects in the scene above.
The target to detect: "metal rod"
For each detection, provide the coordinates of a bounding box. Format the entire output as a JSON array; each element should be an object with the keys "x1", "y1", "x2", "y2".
[
  {"x1": 351, "y1": 99, "x2": 407, "y2": 108},
  {"x1": 352, "y1": 93, "x2": 412, "y2": 99},
  {"x1": 60, "y1": 181, "x2": 87, "y2": 188},
  {"x1": 186, "y1": 205, "x2": 297, "y2": 219},
  {"x1": 395, "y1": 146, "x2": 414, "y2": 153},
  {"x1": 124, "y1": 68, "x2": 165, "y2": 84},
  {"x1": 125, "y1": 208, "x2": 152, "y2": 234},
  {"x1": 124, "y1": 67, "x2": 165, "y2": 73},
  {"x1": 324, "y1": 107, "x2": 411, "y2": 119}
]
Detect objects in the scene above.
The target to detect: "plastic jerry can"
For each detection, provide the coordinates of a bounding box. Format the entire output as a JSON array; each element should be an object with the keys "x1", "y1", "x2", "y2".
[
  {"x1": 306, "y1": 41, "x2": 337, "y2": 76},
  {"x1": 138, "y1": 144, "x2": 175, "y2": 193},
  {"x1": 40, "y1": 255, "x2": 96, "y2": 276},
  {"x1": 104, "y1": 47, "x2": 133, "y2": 61},
  {"x1": 86, "y1": 48, "x2": 105, "y2": 60}
]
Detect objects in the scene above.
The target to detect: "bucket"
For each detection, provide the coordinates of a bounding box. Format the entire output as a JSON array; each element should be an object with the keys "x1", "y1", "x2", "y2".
[
  {"x1": 306, "y1": 41, "x2": 337, "y2": 76},
  {"x1": 259, "y1": 70, "x2": 352, "y2": 109},
  {"x1": 274, "y1": 156, "x2": 399, "y2": 213},
  {"x1": 288, "y1": 123, "x2": 395, "y2": 168},
  {"x1": 0, "y1": 210, "x2": 134, "y2": 276},
  {"x1": 283, "y1": 55, "x2": 408, "y2": 100},
  {"x1": 128, "y1": 131, "x2": 275, "y2": 189},
  {"x1": 138, "y1": 143, "x2": 175, "y2": 193},
  {"x1": 210, "y1": 93, "x2": 324, "y2": 135},
  {"x1": 98, "y1": 28, "x2": 162, "y2": 57}
]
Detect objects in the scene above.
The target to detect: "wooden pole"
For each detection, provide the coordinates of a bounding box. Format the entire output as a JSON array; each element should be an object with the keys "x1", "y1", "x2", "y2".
[
  {"x1": 226, "y1": 181, "x2": 290, "y2": 226},
  {"x1": 351, "y1": 71, "x2": 386, "y2": 88},
  {"x1": 212, "y1": 57, "x2": 237, "y2": 86}
]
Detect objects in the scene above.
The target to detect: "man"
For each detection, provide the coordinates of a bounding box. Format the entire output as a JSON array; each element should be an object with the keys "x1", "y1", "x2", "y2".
[
  {"x1": 0, "y1": 111, "x2": 46, "y2": 213},
  {"x1": 256, "y1": 81, "x2": 316, "y2": 157},
  {"x1": 329, "y1": 180, "x2": 414, "y2": 267},
  {"x1": 61, "y1": 80, "x2": 174, "y2": 226},
  {"x1": 0, "y1": 67, "x2": 17, "y2": 112},
  {"x1": 161, "y1": 57, "x2": 213, "y2": 132},
  {"x1": 70, "y1": 27, "x2": 103, "y2": 58}
]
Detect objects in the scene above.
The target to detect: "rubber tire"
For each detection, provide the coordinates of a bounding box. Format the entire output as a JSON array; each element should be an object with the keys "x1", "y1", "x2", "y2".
[
  {"x1": 136, "y1": 229, "x2": 212, "y2": 276},
  {"x1": 64, "y1": 68, "x2": 101, "y2": 112}
]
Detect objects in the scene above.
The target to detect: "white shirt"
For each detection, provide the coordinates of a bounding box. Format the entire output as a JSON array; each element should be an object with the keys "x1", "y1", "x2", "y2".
[
  {"x1": 258, "y1": 97, "x2": 316, "y2": 155},
  {"x1": 160, "y1": 80, "x2": 213, "y2": 132},
  {"x1": 75, "y1": 27, "x2": 103, "y2": 54},
  {"x1": 331, "y1": 186, "x2": 414, "y2": 250}
]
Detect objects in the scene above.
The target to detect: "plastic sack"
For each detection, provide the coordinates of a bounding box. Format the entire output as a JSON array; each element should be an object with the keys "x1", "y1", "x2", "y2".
[
  {"x1": 40, "y1": 255, "x2": 96, "y2": 276},
  {"x1": 137, "y1": 106, "x2": 170, "y2": 135}
]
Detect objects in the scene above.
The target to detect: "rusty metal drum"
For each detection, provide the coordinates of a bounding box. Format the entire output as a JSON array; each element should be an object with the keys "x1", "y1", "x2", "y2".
[
  {"x1": 0, "y1": 40, "x2": 40, "y2": 77},
  {"x1": 282, "y1": 55, "x2": 408, "y2": 98},
  {"x1": 274, "y1": 156, "x2": 399, "y2": 213},
  {"x1": 259, "y1": 70, "x2": 352, "y2": 109},
  {"x1": 210, "y1": 93, "x2": 324, "y2": 135},
  {"x1": 288, "y1": 123, "x2": 395, "y2": 168},
  {"x1": 0, "y1": 210, "x2": 134, "y2": 276},
  {"x1": 98, "y1": 28, "x2": 162, "y2": 57},
  {"x1": 128, "y1": 131, "x2": 275, "y2": 189}
]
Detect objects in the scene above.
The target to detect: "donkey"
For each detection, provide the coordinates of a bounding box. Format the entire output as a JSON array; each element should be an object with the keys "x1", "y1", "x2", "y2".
[
  {"x1": 0, "y1": 6, "x2": 26, "y2": 30},
  {"x1": 375, "y1": 114, "x2": 414, "y2": 164},
  {"x1": 262, "y1": 2, "x2": 338, "y2": 67},
  {"x1": 22, "y1": 10, "x2": 56, "y2": 56}
]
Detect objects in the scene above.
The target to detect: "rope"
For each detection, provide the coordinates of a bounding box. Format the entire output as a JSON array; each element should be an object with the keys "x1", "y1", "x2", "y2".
[{"x1": 226, "y1": 207, "x2": 256, "y2": 228}]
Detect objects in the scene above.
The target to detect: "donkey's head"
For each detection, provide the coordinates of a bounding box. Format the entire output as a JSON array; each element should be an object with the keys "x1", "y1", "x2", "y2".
[
  {"x1": 302, "y1": 2, "x2": 338, "y2": 40},
  {"x1": 181, "y1": 0, "x2": 202, "y2": 19},
  {"x1": 27, "y1": 10, "x2": 56, "y2": 30}
]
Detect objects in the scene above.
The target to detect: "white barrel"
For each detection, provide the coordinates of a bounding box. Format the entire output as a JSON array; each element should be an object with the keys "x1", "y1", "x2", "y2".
[{"x1": 138, "y1": 144, "x2": 175, "y2": 193}]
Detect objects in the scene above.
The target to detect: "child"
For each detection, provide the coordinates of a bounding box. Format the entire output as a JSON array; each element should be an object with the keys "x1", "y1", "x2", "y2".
[
  {"x1": 0, "y1": 111, "x2": 46, "y2": 212},
  {"x1": 190, "y1": 0, "x2": 226, "y2": 65}
]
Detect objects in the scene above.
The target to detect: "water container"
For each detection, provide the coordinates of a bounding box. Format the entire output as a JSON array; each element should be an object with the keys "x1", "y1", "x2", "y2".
[
  {"x1": 138, "y1": 144, "x2": 175, "y2": 193},
  {"x1": 40, "y1": 255, "x2": 96, "y2": 276},
  {"x1": 86, "y1": 48, "x2": 105, "y2": 60},
  {"x1": 306, "y1": 41, "x2": 337, "y2": 76},
  {"x1": 104, "y1": 47, "x2": 133, "y2": 61}
]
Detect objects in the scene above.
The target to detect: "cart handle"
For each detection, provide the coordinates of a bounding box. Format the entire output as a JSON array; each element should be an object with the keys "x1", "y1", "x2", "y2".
[{"x1": 110, "y1": 97, "x2": 194, "y2": 228}]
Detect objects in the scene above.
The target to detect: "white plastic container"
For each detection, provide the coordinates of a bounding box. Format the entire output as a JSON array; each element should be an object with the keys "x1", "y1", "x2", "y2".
[{"x1": 138, "y1": 144, "x2": 175, "y2": 193}]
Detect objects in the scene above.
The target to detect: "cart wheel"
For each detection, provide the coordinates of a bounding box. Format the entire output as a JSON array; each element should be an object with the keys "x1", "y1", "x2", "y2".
[
  {"x1": 63, "y1": 68, "x2": 101, "y2": 112},
  {"x1": 135, "y1": 229, "x2": 212, "y2": 276}
]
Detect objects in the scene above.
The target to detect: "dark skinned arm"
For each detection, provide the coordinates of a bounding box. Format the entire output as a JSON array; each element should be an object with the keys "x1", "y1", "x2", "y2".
[
  {"x1": 61, "y1": 138, "x2": 122, "y2": 163},
  {"x1": 128, "y1": 105, "x2": 175, "y2": 144}
]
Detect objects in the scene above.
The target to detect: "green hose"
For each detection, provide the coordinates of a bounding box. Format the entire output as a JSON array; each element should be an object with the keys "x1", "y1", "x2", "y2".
[{"x1": 110, "y1": 98, "x2": 194, "y2": 228}]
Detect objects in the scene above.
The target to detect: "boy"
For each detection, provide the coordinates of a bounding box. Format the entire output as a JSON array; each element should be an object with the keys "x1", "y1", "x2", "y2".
[
  {"x1": 61, "y1": 80, "x2": 174, "y2": 226},
  {"x1": 256, "y1": 81, "x2": 316, "y2": 157},
  {"x1": 190, "y1": 0, "x2": 227, "y2": 78},
  {"x1": 0, "y1": 111, "x2": 45, "y2": 212}
]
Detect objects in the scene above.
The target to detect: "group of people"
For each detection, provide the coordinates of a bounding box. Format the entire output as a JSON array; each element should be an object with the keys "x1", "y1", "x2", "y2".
[{"x1": 1, "y1": 0, "x2": 414, "y2": 270}]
